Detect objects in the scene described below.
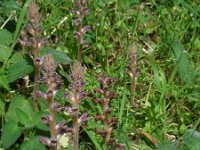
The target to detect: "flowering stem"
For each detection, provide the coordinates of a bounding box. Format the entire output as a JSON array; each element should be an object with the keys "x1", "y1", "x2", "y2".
[
  {"x1": 103, "y1": 99, "x2": 112, "y2": 150},
  {"x1": 128, "y1": 44, "x2": 138, "y2": 107},
  {"x1": 33, "y1": 32, "x2": 40, "y2": 111},
  {"x1": 27, "y1": 2, "x2": 42, "y2": 111},
  {"x1": 47, "y1": 91, "x2": 57, "y2": 138},
  {"x1": 65, "y1": 61, "x2": 86, "y2": 150},
  {"x1": 72, "y1": 93, "x2": 79, "y2": 150},
  {"x1": 77, "y1": 0, "x2": 84, "y2": 62}
]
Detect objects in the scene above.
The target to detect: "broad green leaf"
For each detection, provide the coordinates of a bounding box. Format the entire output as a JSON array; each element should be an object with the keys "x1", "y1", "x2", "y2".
[
  {"x1": 0, "y1": 74, "x2": 9, "y2": 90},
  {"x1": 40, "y1": 47, "x2": 71, "y2": 64},
  {"x1": 183, "y1": 129, "x2": 200, "y2": 150},
  {"x1": 0, "y1": 98, "x2": 5, "y2": 116},
  {"x1": 8, "y1": 59, "x2": 33, "y2": 82},
  {"x1": 4, "y1": 0, "x2": 31, "y2": 67},
  {"x1": 5, "y1": 95, "x2": 33, "y2": 122},
  {"x1": 0, "y1": 44, "x2": 12, "y2": 63},
  {"x1": 158, "y1": 141, "x2": 178, "y2": 150},
  {"x1": 179, "y1": 123, "x2": 187, "y2": 135},
  {"x1": 33, "y1": 112, "x2": 49, "y2": 131},
  {"x1": 20, "y1": 136, "x2": 45, "y2": 150},
  {"x1": 179, "y1": 145, "x2": 190, "y2": 150},
  {"x1": 0, "y1": 16, "x2": 3, "y2": 24},
  {"x1": 1, "y1": 120, "x2": 22, "y2": 149},
  {"x1": 171, "y1": 41, "x2": 196, "y2": 83},
  {"x1": 0, "y1": 67, "x2": 5, "y2": 74},
  {"x1": 15, "y1": 108, "x2": 31, "y2": 126},
  {"x1": 0, "y1": 29, "x2": 12, "y2": 46},
  {"x1": 7, "y1": 52, "x2": 24, "y2": 66},
  {"x1": 193, "y1": 38, "x2": 200, "y2": 49},
  {"x1": 2, "y1": 0, "x2": 21, "y2": 17}
]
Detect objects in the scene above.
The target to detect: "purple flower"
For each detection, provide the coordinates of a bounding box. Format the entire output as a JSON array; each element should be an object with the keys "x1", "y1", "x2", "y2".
[
  {"x1": 83, "y1": 7, "x2": 89, "y2": 15},
  {"x1": 64, "y1": 92, "x2": 72, "y2": 100},
  {"x1": 39, "y1": 136, "x2": 57, "y2": 147},
  {"x1": 74, "y1": 31, "x2": 81, "y2": 39},
  {"x1": 54, "y1": 103, "x2": 63, "y2": 112},
  {"x1": 78, "y1": 112, "x2": 88, "y2": 124},
  {"x1": 79, "y1": 91, "x2": 87, "y2": 100},
  {"x1": 56, "y1": 121, "x2": 68, "y2": 135},
  {"x1": 71, "y1": 8, "x2": 79, "y2": 15},
  {"x1": 82, "y1": 25, "x2": 91, "y2": 33},
  {"x1": 41, "y1": 115, "x2": 50, "y2": 126},
  {"x1": 39, "y1": 136, "x2": 50, "y2": 145},
  {"x1": 36, "y1": 91, "x2": 47, "y2": 100},
  {"x1": 64, "y1": 106, "x2": 78, "y2": 116},
  {"x1": 72, "y1": 18, "x2": 81, "y2": 25}
]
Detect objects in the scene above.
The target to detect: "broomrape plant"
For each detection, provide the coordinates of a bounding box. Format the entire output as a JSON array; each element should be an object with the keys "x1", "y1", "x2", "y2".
[{"x1": 1, "y1": 0, "x2": 199, "y2": 150}]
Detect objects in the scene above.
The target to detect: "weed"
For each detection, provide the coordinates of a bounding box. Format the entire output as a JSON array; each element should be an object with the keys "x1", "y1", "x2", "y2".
[{"x1": 0, "y1": 0, "x2": 200, "y2": 150}]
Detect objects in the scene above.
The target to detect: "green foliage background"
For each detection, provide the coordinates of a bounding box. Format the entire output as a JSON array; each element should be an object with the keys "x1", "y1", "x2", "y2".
[{"x1": 0, "y1": 0, "x2": 200, "y2": 149}]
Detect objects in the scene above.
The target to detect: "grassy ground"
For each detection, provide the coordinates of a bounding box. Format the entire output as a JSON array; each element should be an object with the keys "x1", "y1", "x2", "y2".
[{"x1": 0, "y1": 0, "x2": 200, "y2": 149}]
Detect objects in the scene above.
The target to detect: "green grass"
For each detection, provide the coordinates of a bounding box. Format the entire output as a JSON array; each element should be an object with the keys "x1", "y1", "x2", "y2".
[{"x1": 0, "y1": 0, "x2": 200, "y2": 149}]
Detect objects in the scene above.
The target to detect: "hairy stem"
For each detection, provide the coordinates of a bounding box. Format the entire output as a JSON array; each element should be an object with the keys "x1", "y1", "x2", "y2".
[
  {"x1": 72, "y1": 93, "x2": 79, "y2": 150},
  {"x1": 47, "y1": 91, "x2": 57, "y2": 138},
  {"x1": 77, "y1": 0, "x2": 83, "y2": 62},
  {"x1": 33, "y1": 32, "x2": 40, "y2": 111},
  {"x1": 72, "y1": 114, "x2": 79, "y2": 150},
  {"x1": 104, "y1": 98, "x2": 112, "y2": 150},
  {"x1": 128, "y1": 44, "x2": 138, "y2": 107},
  {"x1": 33, "y1": 68, "x2": 39, "y2": 111}
]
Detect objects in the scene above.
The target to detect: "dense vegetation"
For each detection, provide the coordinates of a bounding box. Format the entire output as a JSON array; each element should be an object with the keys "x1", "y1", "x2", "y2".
[{"x1": 0, "y1": 0, "x2": 200, "y2": 149}]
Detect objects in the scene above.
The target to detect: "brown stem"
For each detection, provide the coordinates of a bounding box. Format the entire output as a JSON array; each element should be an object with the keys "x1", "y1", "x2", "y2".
[
  {"x1": 105, "y1": 122, "x2": 112, "y2": 150},
  {"x1": 27, "y1": 2, "x2": 41, "y2": 111},
  {"x1": 77, "y1": 1, "x2": 83, "y2": 62},
  {"x1": 33, "y1": 32, "x2": 40, "y2": 111},
  {"x1": 72, "y1": 114, "x2": 79, "y2": 150},
  {"x1": 103, "y1": 97, "x2": 112, "y2": 150},
  {"x1": 33, "y1": 66, "x2": 40, "y2": 111},
  {"x1": 47, "y1": 91, "x2": 57, "y2": 138},
  {"x1": 130, "y1": 69, "x2": 136, "y2": 107},
  {"x1": 128, "y1": 44, "x2": 138, "y2": 107},
  {"x1": 72, "y1": 93, "x2": 79, "y2": 150}
]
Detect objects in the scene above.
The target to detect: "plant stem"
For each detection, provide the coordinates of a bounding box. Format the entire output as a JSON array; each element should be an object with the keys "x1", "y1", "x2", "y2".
[
  {"x1": 77, "y1": 0, "x2": 83, "y2": 62},
  {"x1": 130, "y1": 70, "x2": 136, "y2": 107},
  {"x1": 72, "y1": 114, "x2": 79, "y2": 150},
  {"x1": 128, "y1": 44, "x2": 138, "y2": 107},
  {"x1": 103, "y1": 98, "x2": 112, "y2": 150},
  {"x1": 27, "y1": 2, "x2": 41, "y2": 111},
  {"x1": 33, "y1": 32, "x2": 40, "y2": 111},
  {"x1": 47, "y1": 91, "x2": 57, "y2": 138},
  {"x1": 72, "y1": 93, "x2": 79, "y2": 150}
]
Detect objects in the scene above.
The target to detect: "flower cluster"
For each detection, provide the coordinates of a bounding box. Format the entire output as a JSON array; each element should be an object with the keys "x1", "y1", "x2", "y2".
[
  {"x1": 19, "y1": 2, "x2": 46, "y2": 110},
  {"x1": 71, "y1": 0, "x2": 91, "y2": 61},
  {"x1": 19, "y1": 2, "x2": 91, "y2": 149},
  {"x1": 64, "y1": 61, "x2": 88, "y2": 150},
  {"x1": 39, "y1": 61, "x2": 88, "y2": 149},
  {"x1": 19, "y1": 2, "x2": 46, "y2": 58},
  {"x1": 94, "y1": 73, "x2": 125, "y2": 150},
  {"x1": 39, "y1": 121, "x2": 73, "y2": 149},
  {"x1": 36, "y1": 54, "x2": 65, "y2": 149},
  {"x1": 40, "y1": 54, "x2": 62, "y2": 92}
]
